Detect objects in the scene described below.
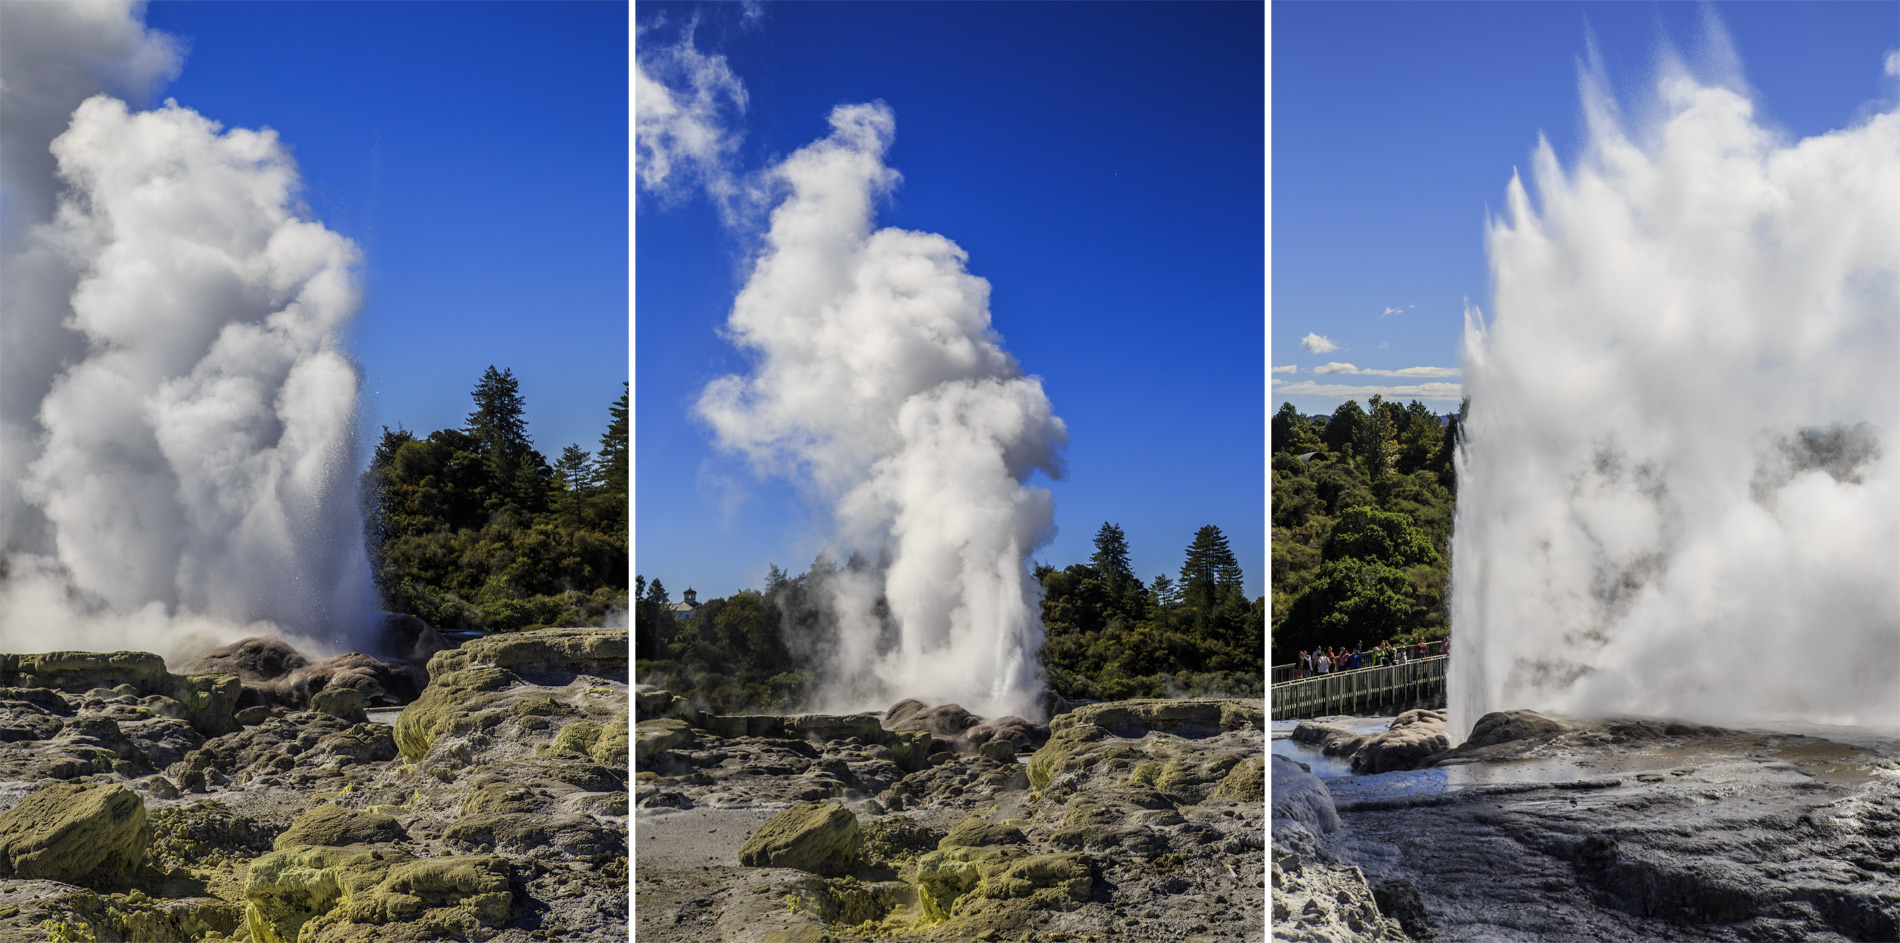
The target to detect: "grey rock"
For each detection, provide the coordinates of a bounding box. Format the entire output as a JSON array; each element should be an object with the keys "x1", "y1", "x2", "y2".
[{"x1": 310, "y1": 685, "x2": 367, "y2": 723}]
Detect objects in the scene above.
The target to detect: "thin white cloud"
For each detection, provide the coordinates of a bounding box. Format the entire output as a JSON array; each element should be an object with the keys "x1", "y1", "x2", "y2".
[
  {"x1": 1300, "y1": 332, "x2": 1340, "y2": 353},
  {"x1": 1272, "y1": 381, "x2": 1463, "y2": 402},
  {"x1": 1309, "y1": 363, "x2": 1461, "y2": 378},
  {"x1": 1271, "y1": 365, "x2": 1297, "y2": 375},
  {"x1": 1380, "y1": 365, "x2": 1461, "y2": 377},
  {"x1": 1886, "y1": 49, "x2": 1899, "y2": 78},
  {"x1": 1378, "y1": 342, "x2": 1391, "y2": 349}
]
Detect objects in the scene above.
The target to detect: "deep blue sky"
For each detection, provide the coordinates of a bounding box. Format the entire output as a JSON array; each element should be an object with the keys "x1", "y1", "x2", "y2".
[
  {"x1": 1272, "y1": 1, "x2": 1899, "y2": 419},
  {"x1": 142, "y1": 1, "x2": 629, "y2": 466},
  {"x1": 636, "y1": 2, "x2": 1266, "y2": 600}
]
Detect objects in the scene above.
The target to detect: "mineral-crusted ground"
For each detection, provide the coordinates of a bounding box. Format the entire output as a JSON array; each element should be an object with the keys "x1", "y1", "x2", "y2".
[
  {"x1": 635, "y1": 691, "x2": 1266, "y2": 942},
  {"x1": 0, "y1": 625, "x2": 629, "y2": 942},
  {"x1": 1272, "y1": 710, "x2": 1900, "y2": 943}
]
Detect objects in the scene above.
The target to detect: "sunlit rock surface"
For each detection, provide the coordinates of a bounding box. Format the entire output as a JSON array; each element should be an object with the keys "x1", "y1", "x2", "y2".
[
  {"x1": 0, "y1": 626, "x2": 629, "y2": 942},
  {"x1": 636, "y1": 692, "x2": 1265, "y2": 942}
]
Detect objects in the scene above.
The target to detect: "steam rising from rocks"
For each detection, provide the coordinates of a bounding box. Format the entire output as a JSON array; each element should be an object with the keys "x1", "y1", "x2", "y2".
[
  {"x1": 1451, "y1": 44, "x2": 1900, "y2": 738},
  {"x1": 695, "y1": 104, "x2": 1067, "y2": 721},
  {"x1": 1, "y1": 2, "x2": 377, "y2": 661}
]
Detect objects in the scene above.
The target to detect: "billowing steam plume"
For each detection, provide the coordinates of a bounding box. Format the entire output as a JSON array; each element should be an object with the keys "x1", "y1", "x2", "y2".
[
  {"x1": 694, "y1": 104, "x2": 1067, "y2": 721},
  {"x1": 1451, "y1": 38, "x2": 1900, "y2": 739},
  {"x1": 1, "y1": 2, "x2": 378, "y2": 661}
]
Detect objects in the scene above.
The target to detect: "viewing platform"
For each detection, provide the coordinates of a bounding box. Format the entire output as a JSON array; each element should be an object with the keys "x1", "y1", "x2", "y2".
[{"x1": 1270, "y1": 654, "x2": 1448, "y2": 719}]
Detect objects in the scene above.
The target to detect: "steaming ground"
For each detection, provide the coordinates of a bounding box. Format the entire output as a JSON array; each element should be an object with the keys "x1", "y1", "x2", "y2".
[
  {"x1": 1451, "y1": 44, "x2": 1900, "y2": 740},
  {"x1": 641, "y1": 39, "x2": 1068, "y2": 722},
  {"x1": 0, "y1": 2, "x2": 379, "y2": 661}
]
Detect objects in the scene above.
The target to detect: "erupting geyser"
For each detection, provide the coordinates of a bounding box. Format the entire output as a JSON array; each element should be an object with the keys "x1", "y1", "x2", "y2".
[
  {"x1": 0, "y1": 2, "x2": 379, "y2": 661},
  {"x1": 1451, "y1": 39, "x2": 1900, "y2": 739},
  {"x1": 695, "y1": 104, "x2": 1067, "y2": 721}
]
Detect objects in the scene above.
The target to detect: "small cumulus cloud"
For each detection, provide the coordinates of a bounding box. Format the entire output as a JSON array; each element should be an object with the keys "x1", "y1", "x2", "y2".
[
  {"x1": 1378, "y1": 342, "x2": 1391, "y2": 349},
  {"x1": 1301, "y1": 332, "x2": 1340, "y2": 353},
  {"x1": 1273, "y1": 381, "x2": 1463, "y2": 402},
  {"x1": 1272, "y1": 365, "x2": 1297, "y2": 374},
  {"x1": 1380, "y1": 303, "x2": 1413, "y2": 318},
  {"x1": 1313, "y1": 362, "x2": 1357, "y2": 374}
]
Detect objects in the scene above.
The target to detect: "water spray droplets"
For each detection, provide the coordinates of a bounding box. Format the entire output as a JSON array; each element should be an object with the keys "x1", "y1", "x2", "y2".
[{"x1": 1451, "y1": 51, "x2": 1900, "y2": 738}]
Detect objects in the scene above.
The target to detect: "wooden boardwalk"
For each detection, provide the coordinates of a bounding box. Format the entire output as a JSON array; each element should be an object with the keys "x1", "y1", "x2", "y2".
[{"x1": 1270, "y1": 654, "x2": 1448, "y2": 719}]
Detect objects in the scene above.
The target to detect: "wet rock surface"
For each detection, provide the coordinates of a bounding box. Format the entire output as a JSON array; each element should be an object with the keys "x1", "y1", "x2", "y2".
[
  {"x1": 0, "y1": 626, "x2": 629, "y2": 942},
  {"x1": 1293, "y1": 709, "x2": 1450, "y2": 774},
  {"x1": 636, "y1": 691, "x2": 1265, "y2": 942},
  {"x1": 1273, "y1": 710, "x2": 1900, "y2": 942}
]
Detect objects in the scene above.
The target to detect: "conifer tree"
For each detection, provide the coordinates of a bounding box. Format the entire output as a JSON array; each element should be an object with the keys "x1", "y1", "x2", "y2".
[
  {"x1": 1089, "y1": 522, "x2": 1134, "y2": 597},
  {"x1": 597, "y1": 382, "x2": 629, "y2": 497},
  {"x1": 465, "y1": 365, "x2": 548, "y2": 509},
  {"x1": 467, "y1": 366, "x2": 530, "y2": 457},
  {"x1": 1180, "y1": 524, "x2": 1239, "y2": 612},
  {"x1": 596, "y1": 382, "x2": 629, "y2": 538}
]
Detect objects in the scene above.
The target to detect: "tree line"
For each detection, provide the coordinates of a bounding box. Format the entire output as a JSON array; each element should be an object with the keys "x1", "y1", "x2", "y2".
[
  {"x1": 1036, "y1": 523, "x2": 1263, "y2": 701},
  {"x1": 633, "y1": 522, "x2": 1264, "y2": 714},
  {"x1": 363, "y1": 366, "x2": 629, "y2": 632},
  {"x1": 1271, "y1": 396, "x2": 1460, "y2": 659}
]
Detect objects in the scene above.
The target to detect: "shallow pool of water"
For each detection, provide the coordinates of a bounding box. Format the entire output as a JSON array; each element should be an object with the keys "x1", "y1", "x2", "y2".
[{"x1": 1270, "y1": 736, "x2": 1356, "y2": 778}]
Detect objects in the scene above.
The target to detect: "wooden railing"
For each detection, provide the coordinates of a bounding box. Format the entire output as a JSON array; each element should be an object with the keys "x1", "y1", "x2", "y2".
[{"x1": 1270, "y1": 654, "x2": 1448, "y2": 719}]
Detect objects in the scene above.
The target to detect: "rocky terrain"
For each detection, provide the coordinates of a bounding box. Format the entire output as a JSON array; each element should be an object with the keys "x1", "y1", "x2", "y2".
[
  {"x1": 1273, "y1": 709, "x2": 1900, "y2": 942},
  {"x1": 635, "y1": 691, "x2": 1265, "y2": 942},
  {"x1": 0, "y1": 624, "x2": 629, "y2": 942}
]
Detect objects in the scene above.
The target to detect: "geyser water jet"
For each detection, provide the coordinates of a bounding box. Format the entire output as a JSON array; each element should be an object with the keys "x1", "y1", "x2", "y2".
[
  {"x1": 695, "y1": 103, "x2": 1067, "y2": 721},
  {"x1": 0, "y1": 3, "x2": 379, "y2": 661},
  {"x1": 1451, "y1": 43, "x2": 1900, "y2": 741}
]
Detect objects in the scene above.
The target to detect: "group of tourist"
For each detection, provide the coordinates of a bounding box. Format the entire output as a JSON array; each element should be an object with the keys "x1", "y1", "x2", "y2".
[{"x1": 1292, "y1": 637, "x2": 1448, "y2": 679}]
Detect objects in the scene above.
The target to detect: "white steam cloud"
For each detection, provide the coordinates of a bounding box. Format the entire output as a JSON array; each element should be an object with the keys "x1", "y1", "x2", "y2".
[
  {"x1": 1, "y1": 3, "x2": 377, "y2": 662},
  {"x1": 697, "y1": 104, "x2": 1066, "y2": 721},
  {"x1": 1451, "y1": 48, "x2": 1900, "y2": 739},
  {"x1": 634, "y1": 20, "x2": 746, "y2": 208}
]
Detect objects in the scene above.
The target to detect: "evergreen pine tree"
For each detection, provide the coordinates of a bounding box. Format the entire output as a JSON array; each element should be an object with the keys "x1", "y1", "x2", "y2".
[
  {"x1": 554, "y1": 444, "x2": 593, "y2": 492},
  {"x1": 1149, "y1": 573, "x2": 1176, "y2": 607},
  {"x1": 1180, "y1": 524, "x2": 1238, "y2": 612},
  {"x1": 465, "y1": 366, "x2": 547, "y2": 509},
  {"x1": 1089, "y1": 522, "x2": 1134, "y2": 597},
  {"x1": 597, "y1": 382, "x2": 629, "y2": 496},
  {"x1": 597, "y1": 382, "x2": 629, "y2": 536},
  {"x1": 467, "y1": 366, "x2": 530, "y2": 457}
]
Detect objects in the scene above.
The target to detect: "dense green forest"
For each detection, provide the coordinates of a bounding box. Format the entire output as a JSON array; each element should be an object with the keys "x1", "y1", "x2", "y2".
[
  {"x1": 362, "y1": 367, "x2": 629, "y2": 632},
  {"x1": 634, "y1": 523, "x2": 1265, "y2": 714},
  {"x1": 1271, "y1": 396, "x2": 1460, "y2": 660}
]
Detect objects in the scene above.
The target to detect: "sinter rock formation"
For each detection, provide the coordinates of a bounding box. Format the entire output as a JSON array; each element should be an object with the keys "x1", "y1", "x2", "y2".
[
  {"x1": 1272, "y1": 709, "x2": 1900, "y2": 942},
  {"x1": 0, "y1": 624, "x2": 629, "y2": 942},
  {"x1": 635, "y1": 691, "x2": 1265, "y2": 942},
  {"x1": 1291, "y1": 709, "x2": 1451, "y2": 774}
]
